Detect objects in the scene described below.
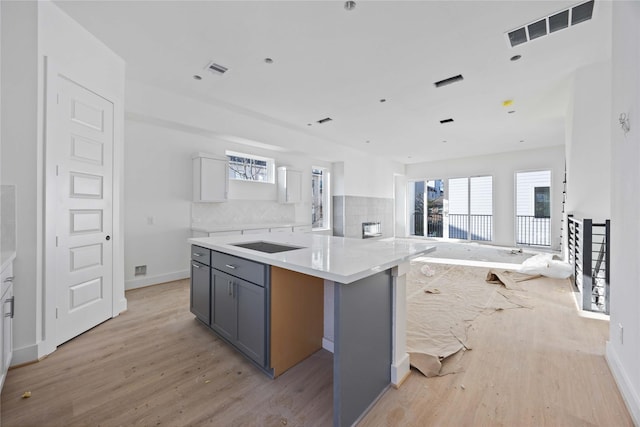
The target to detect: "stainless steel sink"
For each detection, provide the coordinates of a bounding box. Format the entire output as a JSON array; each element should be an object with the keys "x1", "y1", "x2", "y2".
[{"x1": 231, "y1": 241, "x2": 305, "y2": 254}]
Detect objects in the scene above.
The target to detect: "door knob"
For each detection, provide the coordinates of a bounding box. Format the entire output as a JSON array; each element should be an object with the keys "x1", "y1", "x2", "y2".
[{"x1": 106, "y1": 235, "x2": 111, "y2": 241}]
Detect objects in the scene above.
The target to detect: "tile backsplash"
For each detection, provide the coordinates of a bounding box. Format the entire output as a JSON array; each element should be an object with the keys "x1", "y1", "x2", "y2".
[
  {"x1": 333, "y1": 196, "x2": 393, "y2": 239},
  {"x1": 192, "y1": 200, "x2": 296, "y2": 226}
]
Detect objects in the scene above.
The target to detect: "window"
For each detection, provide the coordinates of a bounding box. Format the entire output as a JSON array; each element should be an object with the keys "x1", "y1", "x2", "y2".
[
  {"x1": 226, "y1": 150, "x2": 275, "y2": 183},
  {"x1": 448, "y1": 176, "x2": 493, "y2": 241},
  {"x1": 312, "y1": 167, "x2": 330, "y2": 229},
  {"x1": 516, "y1": 170, "x2": 551, "y2": 246}
]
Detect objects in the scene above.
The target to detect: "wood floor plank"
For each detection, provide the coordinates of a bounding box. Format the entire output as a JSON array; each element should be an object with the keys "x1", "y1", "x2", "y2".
[
  {"x1": 0, "y1": 271, "x2": 632, "y2": 426},
  {"x1": 359, "y1": 272, "x2": 633, "y2": 427}
]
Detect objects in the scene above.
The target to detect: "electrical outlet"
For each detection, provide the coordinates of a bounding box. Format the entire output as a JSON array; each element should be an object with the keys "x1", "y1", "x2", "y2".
[
  {"x1": 618, "y1": 323, "x2": 624, "y2": 344},
  {"x1": 135, "y1": 265, "x2": 147, "y2": 276}
]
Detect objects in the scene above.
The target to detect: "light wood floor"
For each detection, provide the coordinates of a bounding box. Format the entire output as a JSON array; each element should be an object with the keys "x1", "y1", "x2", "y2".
[{"x1": 1, "y1": 273, "x2": 633, "y2": 426}]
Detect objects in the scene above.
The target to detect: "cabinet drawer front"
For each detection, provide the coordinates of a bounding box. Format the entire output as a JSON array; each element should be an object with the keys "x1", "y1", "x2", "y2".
[
  {"x1": 212, "y1": 252, "x2": 266, "y2": 286},
  {"x1": 191, "y1": 245, "x2": 211, "y2": 266},
  {"x1": 190, "y1": 261, "x2": 211, "y2": 324}
]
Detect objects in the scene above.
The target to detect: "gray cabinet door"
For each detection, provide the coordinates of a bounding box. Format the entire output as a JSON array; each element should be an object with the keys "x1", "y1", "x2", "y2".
[
  {"x1": 235, "y1": 279, "x2": 265, "y2": 365},
  {"x1": 211, "y1": 271, "x2": 236, "y2": 341},
  {"x1": 190, "y1": 261, "x2": 210, "y2": 324}
]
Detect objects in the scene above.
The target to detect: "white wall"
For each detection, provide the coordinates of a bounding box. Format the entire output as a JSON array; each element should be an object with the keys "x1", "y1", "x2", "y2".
[
  {"x1": 1, "y1": 0, "x2": 40, "y2": 364},
  {"x1": 123, "y1": 83, "x2": 334, "y2": 289},
  {"x1": 606, "y1": 2, "x2": 640, "y2": 425},
  {"x1": 1, "y1": 0, "x2": 126, "y2": 364},
  {"x1": 565, "y1": 60, "x2": 612, "y2": 222},
  {"x1": 342, "y1": 153, "x2": 404, "y2": 198},
  {"x1": 405, "y1": 146, "x2": 565, "y2": 249}
]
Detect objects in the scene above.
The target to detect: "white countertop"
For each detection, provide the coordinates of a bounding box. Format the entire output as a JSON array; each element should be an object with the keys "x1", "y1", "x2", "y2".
[
  {"x1": 189, "y1": 233, "x2": 435, "y2": 284},
  {"x1": 192, "y1": 222, "x2": 311, "y2": 233}
]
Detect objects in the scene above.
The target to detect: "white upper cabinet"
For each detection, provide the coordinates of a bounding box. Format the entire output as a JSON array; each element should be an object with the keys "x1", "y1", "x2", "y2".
[
  {"x1": 277, "y1": 167, "x2": 302, "y2": 204},
  {"x1": 193, "y1": 153, "x2": 229, "y2": 202}
]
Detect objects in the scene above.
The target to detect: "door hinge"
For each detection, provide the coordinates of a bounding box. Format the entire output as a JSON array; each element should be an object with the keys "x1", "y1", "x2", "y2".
[
  {"x1": 56, "y1": 307, "x2": 58, "y2": 319},
  {"x1": 56, "y1": 94, "x2": 60, "y2": 105},
  {"x1": 56, "y1": 165, "x2": 60, "y2": 176},
  {"x1": 55, "y1": 236, "x2": 59, "y2": 247}
]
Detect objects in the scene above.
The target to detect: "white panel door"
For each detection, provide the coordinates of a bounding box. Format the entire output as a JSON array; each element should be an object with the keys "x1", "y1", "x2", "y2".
[{"x1": 54, "y1": 76, "x2": 114, "y2": 346}]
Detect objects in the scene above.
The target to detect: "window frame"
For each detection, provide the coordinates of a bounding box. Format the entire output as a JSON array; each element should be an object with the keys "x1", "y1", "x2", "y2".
[
  {"x1": 312, "y1": 166, "x2": 331, "y2": 231},
  {"x1": 225, "y1": 150, "x2": 275, "y2": 184}
]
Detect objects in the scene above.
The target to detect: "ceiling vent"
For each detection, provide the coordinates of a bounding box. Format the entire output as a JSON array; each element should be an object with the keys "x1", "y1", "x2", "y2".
[
  {"x1": 206, "y1": 62, "x2": 229, "y2": 75},
  {"x1": 434, "y1": 74, "x2": 464, "y2": 88},
  {"x1": 440, "y1": 118, "x2": 454, "y2": 124},
  {"x1": 506, "y1": 0, "x2": 594, "y2": 48},
  {"x1": 317, "y1": 117, "x2": 333, "y2": 124}
]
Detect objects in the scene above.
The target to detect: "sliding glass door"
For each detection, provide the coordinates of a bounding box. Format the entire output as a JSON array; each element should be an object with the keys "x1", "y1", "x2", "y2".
[
  {"x1": 408, "y1": 180, "x2": 445, "y2": 237},
  {"x1": 516, "y1": 170, "x2": 551, "y2": 246},
  {"x1": 448, "y1": 176, "x2": 493, "y2": 241}
]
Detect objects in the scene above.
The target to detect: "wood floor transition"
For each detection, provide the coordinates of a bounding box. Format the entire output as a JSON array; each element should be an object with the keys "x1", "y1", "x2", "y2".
[{"x1": 0, "y1": 271, "x2": 633, "y2": 426}]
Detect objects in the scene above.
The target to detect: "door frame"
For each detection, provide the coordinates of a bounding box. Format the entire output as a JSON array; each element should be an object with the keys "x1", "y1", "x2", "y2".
[{"x1": 42, "y1": 57, "x2": 126, "y2": 356}]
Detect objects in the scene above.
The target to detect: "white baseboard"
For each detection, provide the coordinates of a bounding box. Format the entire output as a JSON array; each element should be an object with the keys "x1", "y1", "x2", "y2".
[
  {"x1": 391, "y1": 352, "x2": 411, "y2": 387},
  {"x1": 322, "y1": 337, "x2": 334, "y2": 353},
  {"x1": 11, "y1": 343, "x2": 40, "y2": 367},
  {"x1": 606, "y1": 341, "x2": 640, "y2": 426},
  {"x1": 125, "y1": 270, "x2": 189, "y2": 290}
]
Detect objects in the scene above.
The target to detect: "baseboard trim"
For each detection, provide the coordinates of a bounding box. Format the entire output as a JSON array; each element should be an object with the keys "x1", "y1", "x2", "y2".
[
  {"x1": 125, "y1": 270, "x2": 189, "y2": 290},
  {"x1": 11, "y1": 343, "x2": 40, "y2": 367},
  {"x1": 606, "y1": 341, "x2": 640, "y2": 426},
  {"x1": 391, "y1": 352, "x2": 411, "y2": 387},
  {"x1": 322, "y1": 337, "x2": 334, "y2": 353}
]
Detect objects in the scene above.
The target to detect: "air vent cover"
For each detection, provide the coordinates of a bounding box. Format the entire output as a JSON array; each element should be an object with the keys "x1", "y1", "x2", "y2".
[
  {"x1": 434, "y1": 74, "x2": 464, "y2": 88},
  {"x1": 571, "y1": 0, "x2": 594, "y2": 25},
  {"x1": 549, "y1": 10, "x2": 569, "y2": 33},
  {"x1": 207, "y1": 62, "x2": 229, "y2": 75},
  {"x1": 506, "y1": 0, "x2": 594, "y2": 48}
]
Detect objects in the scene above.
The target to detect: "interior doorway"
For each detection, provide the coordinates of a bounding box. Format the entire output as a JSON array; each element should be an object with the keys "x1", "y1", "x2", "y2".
[{"x1": 46, "y1": 71, "x2": 116, "y2": 346}]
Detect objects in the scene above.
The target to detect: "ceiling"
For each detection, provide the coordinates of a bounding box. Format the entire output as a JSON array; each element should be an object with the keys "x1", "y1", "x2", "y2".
[{"x1": 54, "y1": 0, "x2": 612, "y2": 164}]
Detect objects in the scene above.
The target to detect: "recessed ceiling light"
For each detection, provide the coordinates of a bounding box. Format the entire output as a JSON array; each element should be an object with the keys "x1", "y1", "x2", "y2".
[
  {"x1": 344, "y1": 1, "x2": 356, "y2": 11},
  {"x1": 307, "y1": 123, "x2": 312, "y2": 126},
  {"x1": 440, "y1": 118, "x2": 454, "y2": 124},
  {"x1": 508, "y1": 110, "x2": 516, "y2": 114},
  {"x1": 317, "y1": 117, "x2": 333, "y2": 124},
  {"x1": 379, "y1": 99, "x2": 387, "y2": 103},
  {"x1": 503, "y1": 99, "x2": 514, "y2": 107},
  {"x1": 510, "y1": 55, "x2": 522, "y2": 61},
  {"x1": 365, "y1": 140, "x2": 370, "y2": 144},
  {"x1": 520, "y1": 140, "x2": 525, "y2": 143},
  {"x1": 442, "y1": 140, "x2": 447, "y2": 143},
  {"x1": 264, "y1": 58, "x2": 274, "y2": 64},
  {"x1": 408, "y1": 156, "x2": 412, "y2": 159},
  {"x1": 193, "y1": 75, "x2": 202, "y2": 80}
]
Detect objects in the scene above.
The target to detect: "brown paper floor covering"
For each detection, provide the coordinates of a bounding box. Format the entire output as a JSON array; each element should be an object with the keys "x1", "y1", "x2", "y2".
[{"x1": 407, "y1": 262, "x2": 536, "y2": 377}]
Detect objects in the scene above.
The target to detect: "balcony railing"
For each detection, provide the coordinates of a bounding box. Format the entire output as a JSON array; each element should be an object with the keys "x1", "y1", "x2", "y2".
[
  {"x1": 449, "y1": 214, "x2": 492, "y2": 241},
  {"x1": 568, "y1": 215, "x2": 610, "y2": 314},
  {"x1": 516, "y1": 215, "x2": 550, "y2": 246},
  {"x1": 412, "y1": 212, "x2": 424, "y2": 236}
]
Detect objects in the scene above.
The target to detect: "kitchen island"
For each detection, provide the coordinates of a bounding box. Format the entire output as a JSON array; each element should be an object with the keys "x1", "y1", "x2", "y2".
[{"x1": 188, "y1": 233, "x2": 434, "y2": 427}]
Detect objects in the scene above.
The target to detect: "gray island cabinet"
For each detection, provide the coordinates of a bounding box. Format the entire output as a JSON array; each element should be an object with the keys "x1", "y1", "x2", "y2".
[
  {"x1": 189, "y1": 233, "x2": 434, "y2": 427},
  {"x1": 190, "y1": 245, "x2": 269, "y2": 369}
]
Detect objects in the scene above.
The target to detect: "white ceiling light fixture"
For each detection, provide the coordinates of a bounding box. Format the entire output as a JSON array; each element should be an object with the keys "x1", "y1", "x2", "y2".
[{"x1": 344, "y1": 1, "x2": 356, "y2": 11}]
